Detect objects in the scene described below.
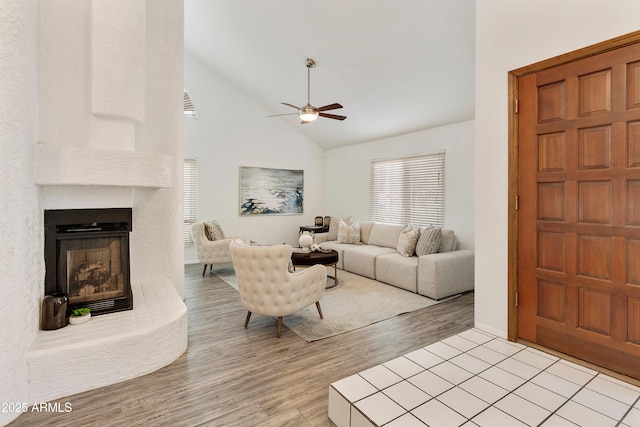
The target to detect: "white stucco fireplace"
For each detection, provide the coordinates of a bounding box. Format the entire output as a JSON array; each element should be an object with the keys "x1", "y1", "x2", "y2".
[
  {"x1": 29, "y1": 142, "x2": 188, "y2": 403},
  {"x1": 2, "y1": 0, "x2": 188, "y2": 410}
]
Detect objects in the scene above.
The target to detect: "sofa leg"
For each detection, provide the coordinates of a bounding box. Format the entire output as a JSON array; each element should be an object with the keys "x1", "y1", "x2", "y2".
[
  {"x1": 202, "y1": 264, "x2": 208, "y2": 276},
  {"x1": 315, "y1": 301, "x2": 323, "y2": 319},
  {"x1": 276, "y1": 317, "x2": 283, "y2": 338},
  {"x1": 244, "y1": 311, "x2": 252, "y2": 328}
]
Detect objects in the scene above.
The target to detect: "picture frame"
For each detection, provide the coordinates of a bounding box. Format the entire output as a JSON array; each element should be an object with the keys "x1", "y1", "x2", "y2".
[{"x1": 239, "y1": 166, "x2": 303, "y2": 215}]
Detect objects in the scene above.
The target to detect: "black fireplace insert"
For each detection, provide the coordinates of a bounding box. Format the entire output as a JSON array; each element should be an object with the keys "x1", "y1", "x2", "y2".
[{"x1": 44, "y1": 208, "x2": 133, "y2": 316}]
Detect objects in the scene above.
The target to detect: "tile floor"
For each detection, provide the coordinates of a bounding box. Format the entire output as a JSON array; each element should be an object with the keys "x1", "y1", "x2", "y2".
[{"x1": 328, "y1": 328, "x2": 640, "y2": 427}]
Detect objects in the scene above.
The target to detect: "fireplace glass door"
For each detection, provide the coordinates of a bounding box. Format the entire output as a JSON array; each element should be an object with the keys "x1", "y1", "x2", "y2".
[{"x1": 58, "y1": 235, "x2": 128, "y2": 307}]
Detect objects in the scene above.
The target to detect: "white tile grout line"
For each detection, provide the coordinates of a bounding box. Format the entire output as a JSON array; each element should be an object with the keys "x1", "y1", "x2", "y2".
[{"x1": 330, "y1": 329, "x2": 640, "y2": 426}]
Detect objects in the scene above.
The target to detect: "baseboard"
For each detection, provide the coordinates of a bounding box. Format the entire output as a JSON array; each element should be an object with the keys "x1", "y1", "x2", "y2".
[{"x1": 473, "y1": 322, "x2": 507, "y2": 339}]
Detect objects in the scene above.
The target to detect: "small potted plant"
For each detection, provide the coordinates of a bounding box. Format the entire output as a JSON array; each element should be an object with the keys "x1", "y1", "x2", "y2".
[{"x1": 69, "y1": 307, "x2": 91, "y2": 325}]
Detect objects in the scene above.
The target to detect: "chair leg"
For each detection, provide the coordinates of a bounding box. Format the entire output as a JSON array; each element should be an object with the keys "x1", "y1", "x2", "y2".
[
  {"x1": 315, "y1": 301, "x2": 324, "y2": 319},
  {"x1": 276, "y1": 317, "x2": 283, "y2": 338},
  {"x1": 202, "y1": 264, "x2": 208, "y2": 276},
  {"x1": 244, "y1": 311, "x2": 252, "y2": 328}
]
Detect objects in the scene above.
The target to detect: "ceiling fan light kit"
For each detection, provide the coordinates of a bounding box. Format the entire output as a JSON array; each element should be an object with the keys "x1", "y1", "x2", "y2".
[
  {"x1": 273, "y1": 58, "x2": 347, "y2": 124},
  {"x1": 299, "y1": 104, "x2": 319, "y2": 122}
]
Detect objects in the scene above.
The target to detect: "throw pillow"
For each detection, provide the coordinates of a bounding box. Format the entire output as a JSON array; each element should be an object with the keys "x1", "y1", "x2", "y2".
[
  {"x1": 337, "y1": 219, "x2": 361, "y2": 244},
  {"x1": 415, "y1": 227, "x2": 442, "y2": 256},
  {"x1": 328, "y1": 216, "x2": 353, "y2": 241},
  {"x1": 204, "y1": 220, "x2": 225, "y2": 241},
  {"x1": 396, "y1": 225, "x2": 421, "y2": 257}
]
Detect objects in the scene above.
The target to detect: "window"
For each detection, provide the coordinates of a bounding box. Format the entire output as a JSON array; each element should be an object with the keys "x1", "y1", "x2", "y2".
[
  {"x1": 183, "y1": 89, "x2": 197, "y2": 118},
  {"x1": 369, "y1": 151, "x2": 445, "y2": 227},
  {"x1": 183, "y1": 159, "x2": 198, "y2": 245}
]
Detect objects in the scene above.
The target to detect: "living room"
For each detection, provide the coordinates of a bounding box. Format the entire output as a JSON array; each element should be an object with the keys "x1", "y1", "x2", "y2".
[
  {"x1": 3, "y1": 1, "x2": 640, "y2": 426},
  {"x1": 183, "y1": 46, "x2": 476, "y2": 262}
]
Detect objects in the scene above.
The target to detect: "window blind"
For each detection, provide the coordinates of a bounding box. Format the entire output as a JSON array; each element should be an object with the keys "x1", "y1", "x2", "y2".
[
  {"x1": 183, "y1": 159, "x2": 198, "y2": 245},
  {"x1": 369, "y1": 151, "x2": 445, "y2": 227},
  {"x1": 183, "y1": 89, "x2": 197, "y2": 118}
]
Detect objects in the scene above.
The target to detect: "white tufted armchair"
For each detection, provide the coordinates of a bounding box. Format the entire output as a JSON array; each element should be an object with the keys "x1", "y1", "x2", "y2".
[
  {"x1": 229, "y1": 239, "x2": 327, "y2": 338},
  {"x1": 190, "y1": 222, "x2": 244, "y2": 276}
]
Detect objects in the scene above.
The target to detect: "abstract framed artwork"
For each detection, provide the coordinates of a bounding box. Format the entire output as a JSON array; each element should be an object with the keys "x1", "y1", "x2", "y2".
[{"x1": 239, "y1": 166, "x2": 304, "y2": 215}]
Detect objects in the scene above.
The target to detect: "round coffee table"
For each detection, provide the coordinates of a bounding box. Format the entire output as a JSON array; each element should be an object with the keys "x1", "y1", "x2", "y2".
[{"x1": 291, "y1": 249, "x2": 339, "y2": 288}]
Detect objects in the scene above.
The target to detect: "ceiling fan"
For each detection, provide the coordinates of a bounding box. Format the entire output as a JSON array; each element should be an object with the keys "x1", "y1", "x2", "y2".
[{"x1": 270, "y1": 58, "x2": 346, "y2": 124}]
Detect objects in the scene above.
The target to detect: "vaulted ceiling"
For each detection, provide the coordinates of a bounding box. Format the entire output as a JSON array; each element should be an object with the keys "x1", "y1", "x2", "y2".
[{"x1": 184, "y1": 1, "x2": 475, "y2": 150}]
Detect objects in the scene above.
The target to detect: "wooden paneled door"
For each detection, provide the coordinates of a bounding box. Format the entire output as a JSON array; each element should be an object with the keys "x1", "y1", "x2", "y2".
[{"x1": 512, "y1": 35, "x2": 640, "y2": 380}]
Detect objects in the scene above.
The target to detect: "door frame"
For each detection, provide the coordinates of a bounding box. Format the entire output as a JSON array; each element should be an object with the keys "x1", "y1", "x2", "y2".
[{"x1": 507, "y1": 30, "x2": 640, "y2": 341}]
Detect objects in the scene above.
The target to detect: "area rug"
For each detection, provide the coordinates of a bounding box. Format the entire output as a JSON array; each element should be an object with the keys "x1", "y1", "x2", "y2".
[{"x1": 215, "y1": 266, "x2": 459, "y2": 342}]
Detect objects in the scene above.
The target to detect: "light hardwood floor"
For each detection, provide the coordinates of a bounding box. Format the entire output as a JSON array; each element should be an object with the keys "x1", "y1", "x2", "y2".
[{"x1": 10, "y1": 264, "x2": 474, "y2": 427}]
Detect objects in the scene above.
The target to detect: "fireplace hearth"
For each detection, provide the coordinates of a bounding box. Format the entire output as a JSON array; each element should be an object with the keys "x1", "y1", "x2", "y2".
[{"x1": 44, "y1": 208, "x2": 133, "y2": 317}]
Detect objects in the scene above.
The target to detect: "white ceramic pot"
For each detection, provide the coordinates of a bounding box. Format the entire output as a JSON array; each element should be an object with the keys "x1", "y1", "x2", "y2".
[
  {"x1": 69, "y1": 313, "x2": 91, "y2": 325},
  {"x1": 299, "y1": 231, "x2": 313, "y2": 250}
]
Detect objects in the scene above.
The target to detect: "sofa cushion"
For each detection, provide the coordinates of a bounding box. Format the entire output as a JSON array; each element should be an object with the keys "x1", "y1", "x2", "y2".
[
  {"x1": 375, "y1": 253, "x2": 418, "y2": 292},
  {"x1": 342, "y1": 245, "x2": 396, "y2": 279},
  {"x1": 367, "y1": 223, "x2": 406, "y2": 249},
  {"x1": 416, "y1": 227, "x2": 442, "y2": 256},
  {"x1": 396, "y1": 225, "x2": 421, "y2": 257},
  {"x1": 327, "y1": 216, "x2": 341, "y2": 241},
  {"x1": 438, "y1": 229, "x2": 456, "y2": 252},
  {"x1": 418, "y1": 250, "x2": 474, "y2": 299},
  {"x1": 337, "y1": 219, "x2": 361, "y2": 244},
  {"x1": 359, "y1": 221, "x2": 374, "y2": 244}
]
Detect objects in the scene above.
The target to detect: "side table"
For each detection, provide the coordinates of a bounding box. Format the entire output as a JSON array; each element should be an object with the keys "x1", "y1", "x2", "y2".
[{"x1": 299, "y1": 225, "x2": 329, "y2": 234}]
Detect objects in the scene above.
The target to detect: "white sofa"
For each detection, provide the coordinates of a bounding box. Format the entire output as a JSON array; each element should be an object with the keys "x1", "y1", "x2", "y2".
[{"x1": 315, "y1": 220, "x2": 474, "y2": 300}]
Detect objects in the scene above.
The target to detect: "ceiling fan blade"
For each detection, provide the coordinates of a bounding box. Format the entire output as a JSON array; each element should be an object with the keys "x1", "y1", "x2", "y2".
[
  {"x1": 267, "y1": 112, "x2": 298, "y2": 117},
  {"x1": 319, "y1": 112, "x2": 347, "y2": 121},
  {"x1": 317, "y1": 103, "x2": 343, "y2": 112},
  {"x1": 281, "y1": 102, "x2": 300, "y2": 110}
]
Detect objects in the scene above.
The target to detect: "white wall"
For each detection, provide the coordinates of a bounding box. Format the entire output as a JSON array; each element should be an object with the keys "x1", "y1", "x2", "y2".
[
  {"x1": 475, "y1": 0, "x2": 640, "y2": 337},
  {"x1": 325, "y1": 120, "x2": 475, "y2": 250},
  {"x1": 0, "y1": 1, "x2": 40, "y2": 425},
  {"x1": 184, "y1": 52, "x2": 326, "y2": 262}
]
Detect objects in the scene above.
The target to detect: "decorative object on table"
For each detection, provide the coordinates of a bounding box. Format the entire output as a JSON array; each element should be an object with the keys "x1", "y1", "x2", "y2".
[
  {"x1": 41, "y1": 292, "x2": 69, "y2": 330},
  {"x1": 323, "y1": 216, "x2": 331, "y2": 227},
  {"x1": 299, "y1": 230, "x2": 314, "y2": 250},
  {"x1": 315, "y1": 216, "x2": 323, "y2": 226},
  {"x1": 239, "y1": 166, "x2": 303, "y2": 216},
  {"x1": 69, "y1": 307, "x2": 91, "y2": 325}
]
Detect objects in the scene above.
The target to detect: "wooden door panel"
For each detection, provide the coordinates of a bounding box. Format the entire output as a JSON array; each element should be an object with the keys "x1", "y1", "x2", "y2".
[
  {"x1": 629, "y1": 121, "x2": 640, "y2": 168},
  {"x1": 630, "y1": 298, "x2": 640, "y2": 344},
  {"x1": 518, "y1": 42, "x2": 640, "y2": 379},
  {"x1": 578, "y1": 126, "x2": 611, "y2": 170},
  {"x1": 578, "y1": 69, "x2": 612, "y2": 117},
  {"x1": 627, "y1": 61, "x2": 640, "y2": 109}
]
